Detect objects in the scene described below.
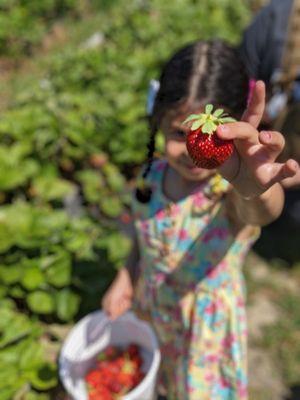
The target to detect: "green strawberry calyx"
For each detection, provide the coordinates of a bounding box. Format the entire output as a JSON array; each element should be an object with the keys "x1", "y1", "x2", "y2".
[{"x1": 183, "y1": 104, "x2": 236, "y2": 134}]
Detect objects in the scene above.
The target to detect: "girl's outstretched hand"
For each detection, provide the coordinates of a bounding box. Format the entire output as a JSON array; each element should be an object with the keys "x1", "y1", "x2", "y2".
[{"x1": 217, "y1": 80, "x2": 299, "y2": 198}]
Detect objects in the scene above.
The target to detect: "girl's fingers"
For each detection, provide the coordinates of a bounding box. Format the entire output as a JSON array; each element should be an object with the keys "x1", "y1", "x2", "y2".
[
  {"x1": 241, "y1": 80, "x2": 266, "y2": 128},
  {"x1": 111, "y1": 297, "x2": 131, "y2": 320},
  {"x1": 217, "y1": 121, "x2": 258, "y2": 146},
  {"x1": 285, "y1": 158, "x2": 300, "y2": 175},
  {"x1": 259, "y1": 130, "x2": 285, "y2": 150},
  {"x1": 101, "y1": 295, "x2": 109, "y2": 311},
  {"x1": 281, "y1": 166, "x2": 300, "y2": 188},
  {"x1": 258, "y1": 130, "x2": 285, "y2": 161},
  {"x1": 263, "y1": 160, "x2": 299, "y2": 187}
]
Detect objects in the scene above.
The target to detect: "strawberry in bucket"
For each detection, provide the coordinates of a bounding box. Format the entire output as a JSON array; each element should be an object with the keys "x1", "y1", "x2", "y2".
[{"x1": 85, "y1": 344, "x2": 145, "y2": 400}]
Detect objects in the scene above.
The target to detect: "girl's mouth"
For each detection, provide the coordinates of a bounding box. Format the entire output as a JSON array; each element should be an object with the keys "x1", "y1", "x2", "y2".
[{"x1": 183, "y1": 163, "x2": 204, "y2": 173}]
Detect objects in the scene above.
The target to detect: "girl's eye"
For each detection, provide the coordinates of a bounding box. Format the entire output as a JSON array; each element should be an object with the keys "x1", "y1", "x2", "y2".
[{"x1": 173, "y1": 130, "x2": 186, "y2": 139}]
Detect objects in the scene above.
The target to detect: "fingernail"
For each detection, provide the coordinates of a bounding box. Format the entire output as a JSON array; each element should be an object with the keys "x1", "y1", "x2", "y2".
[
  {"x1": 262, "y1": 131, "x2": 272, "y2": 141},
  {"x1": 291, "y1": 160, "x2": 299, "y2": 170},
  {"x1": 218, "y1": 125, "x2": 229, "y2": 134}
]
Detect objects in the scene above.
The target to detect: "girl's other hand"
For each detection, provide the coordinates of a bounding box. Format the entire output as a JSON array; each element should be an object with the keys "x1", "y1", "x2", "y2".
[
  {"x1": 217, "y1": 81, "x2": 299, "y2": 198},
  {"x1": 101, "y1": 268, "x2": 133, "y2": 320}
]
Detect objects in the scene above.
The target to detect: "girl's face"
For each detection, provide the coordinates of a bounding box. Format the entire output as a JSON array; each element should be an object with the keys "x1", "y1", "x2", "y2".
[{"x1": 160, "y1": 106, "x2": 216, "y2": 182}]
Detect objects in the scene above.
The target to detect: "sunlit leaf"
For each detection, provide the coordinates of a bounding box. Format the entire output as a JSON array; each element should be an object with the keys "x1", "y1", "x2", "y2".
[
  {"x1": 27, "y1": 291, "x2": 55, "y2": 315},
  {"x1": 55, "y1": 289, "x2": 80, "y2": 321},
  {"x1": 205, "y1": 104, "x2": 213, "y2": 114},
  {"x1": 213, "y1": 108, "x2": 224, "y2": 117}
]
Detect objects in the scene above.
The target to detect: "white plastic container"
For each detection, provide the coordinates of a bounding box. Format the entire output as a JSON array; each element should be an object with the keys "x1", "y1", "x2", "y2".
[{"x1": 59, "y1": 311, "x2": 161, "y2": 400}]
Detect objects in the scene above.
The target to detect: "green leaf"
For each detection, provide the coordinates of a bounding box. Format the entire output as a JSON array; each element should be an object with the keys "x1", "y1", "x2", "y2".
[
  {"x1": 0, "y1": 144, "x2": 38, "y2": 190},
  {"x1": 27, "y1": 291, "x2": 55, "y2": 315},
  {"x1": 0, "y1": 308, "x2": 35, "y2": 349},
  {"x1": 0, "y1": 386, "x2": 20, "y2": 400},
  {"x1": 0, "y1": 285, "x2": 8, "y2": 298},
  {"x1": 0, "y1": 265, "x2": 22, "y2": 285},
  {"x1": 29, "y1": 363, "x2": 57, "y2": 391},
  {"x1": 19, "y1": 339, "x2": 44, "y2": 370},
  {"x1": 106, "y1": 232, "x2": 131, "y2": 263},
  {"x1": 102, "y1": 163, "x2": 125, "y2": 192},
  {"x1": 33, "y1": 175, "x2": 74, "y2": 201},
  {"x1": 213, "y1": 108, "x2": 224, "y2": 117},
  {"x1": 9, "y1": 285, "x2": 25, "y2": 299},
  {"x1": 202, "y1": 121, "x2": 217, "y2": 134},
  {"x1": 24, "y1": 392, "x2": 49, "y2": 400},
  {"x1": 155, "y1": 131, "x2": 165, "y2": 153},
  {"x1": 189, "y1": 115, "x2": 207, "y2": 131},
  {"x1": 76, "y1": 169, "x2": 105, "y2": 203},
  {"x1": 0, "y1": 159, "x2": 38, "y2": 191},
  {"x1": 205, "y1": 104, "x2": 213, "y2": 115},
  {"x1": 191, "y1": 120, "x2": 203, "y2": 131},
  {"x1": 182, "y1": 114, "x2": 201, "y2": 124},
  {"x1": 45, "y1": 253, "x2": 72, "y2": 288},
  {"x1": 24, "y1": 390, "x2": 50, "y2": 400},
  {"x1": 220, "y1": 117, "x2": 236, "y2": 123},
  {"x1": 55, "y1": 289, "x2": 80, "y2": 321},
  {"x1": 21, "y1": 266, "x2": 45, "y2": 291},
  {"x1": 100, "y1": 196, "x2": 122, "y2": 218}
]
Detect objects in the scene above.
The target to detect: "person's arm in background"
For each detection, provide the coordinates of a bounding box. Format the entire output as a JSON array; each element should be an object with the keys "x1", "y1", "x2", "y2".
[
  {"x1": 238, "y1": 0, "x2": 293, "y2": 85},
  {"x1": 239, "y1": 3, "x2": 273, "y2": 80}
]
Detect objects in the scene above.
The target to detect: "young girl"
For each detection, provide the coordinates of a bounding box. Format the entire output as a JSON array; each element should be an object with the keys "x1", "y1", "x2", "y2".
[{"x1": 102, "y1": 39, "x2": 299, "y2": 399}]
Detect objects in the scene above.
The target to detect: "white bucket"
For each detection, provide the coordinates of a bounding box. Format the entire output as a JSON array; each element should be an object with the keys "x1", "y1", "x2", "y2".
[{"x1": 59, "y1": 311, "x2": 161, "y2": 400}]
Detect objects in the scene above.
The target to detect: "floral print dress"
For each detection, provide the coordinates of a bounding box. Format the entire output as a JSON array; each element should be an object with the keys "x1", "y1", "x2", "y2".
[{"x1": 132, "y1": 159, "x2": 259, "y2": 400}]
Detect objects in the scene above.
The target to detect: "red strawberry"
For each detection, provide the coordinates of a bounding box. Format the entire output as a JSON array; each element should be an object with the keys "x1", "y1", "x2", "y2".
[
  {"x1": 85, "y1": 343, "x2": 145, "y2": 399},
  {"x1": 184, "y1": 104, "x2": 236, "y2": 169},
  {"x1": 127, "y1": 343, "x2": 139, "y2": 357}
]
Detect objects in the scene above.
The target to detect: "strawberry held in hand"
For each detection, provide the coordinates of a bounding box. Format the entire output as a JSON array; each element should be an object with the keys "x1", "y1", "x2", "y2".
[{"x1": 184, "y1": 104, "x2": 236, "y2": 169}]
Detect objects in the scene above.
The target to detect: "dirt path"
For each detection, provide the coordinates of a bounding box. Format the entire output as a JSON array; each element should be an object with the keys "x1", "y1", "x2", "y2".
[{"x1": 246, "y1": 252, "x2": 299, "y2": 400}]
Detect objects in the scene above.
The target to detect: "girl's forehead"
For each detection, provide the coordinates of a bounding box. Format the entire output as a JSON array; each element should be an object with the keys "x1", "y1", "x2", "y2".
[
  {"x1": 162, "y1": 102, "x2": 233, "y2": 129},
  {"x1": 163, "y1": 104, "x2": 205, "y2": 128}
]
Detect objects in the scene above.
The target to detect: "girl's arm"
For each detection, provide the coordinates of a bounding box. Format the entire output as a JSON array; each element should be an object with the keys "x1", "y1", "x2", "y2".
[
  {"x1": 117, "y1": 214, "x2": 140, "y2": 283},
  {"x1": 228, "y1": 182, "x2": 284, "y2": 226}
]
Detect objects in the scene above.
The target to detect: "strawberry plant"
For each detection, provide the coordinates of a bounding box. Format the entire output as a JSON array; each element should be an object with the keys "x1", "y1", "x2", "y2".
[{"x1": 0, "y1": 0, "x2": 80, "y2": 57}]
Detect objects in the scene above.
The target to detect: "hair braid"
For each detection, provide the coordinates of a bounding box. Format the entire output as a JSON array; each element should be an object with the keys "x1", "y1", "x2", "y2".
[{"x1": 135, "y1": 124, "x2": 157, "y2": 203}]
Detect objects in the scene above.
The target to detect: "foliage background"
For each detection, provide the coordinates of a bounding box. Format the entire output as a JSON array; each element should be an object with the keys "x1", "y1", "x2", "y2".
[{"x1": 2, "y1": 1, "x2": 300, "y2": 399}]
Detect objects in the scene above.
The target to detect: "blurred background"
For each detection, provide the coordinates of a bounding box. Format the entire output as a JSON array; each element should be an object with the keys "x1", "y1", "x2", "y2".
[{"x1": 0, "y1": 0, "x2": 299, "y2": 399}]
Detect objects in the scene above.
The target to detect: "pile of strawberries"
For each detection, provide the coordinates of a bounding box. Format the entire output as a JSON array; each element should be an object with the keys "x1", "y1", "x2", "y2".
[{"x1": 85, "y1": 343, "x2": 145, "y2": 400}]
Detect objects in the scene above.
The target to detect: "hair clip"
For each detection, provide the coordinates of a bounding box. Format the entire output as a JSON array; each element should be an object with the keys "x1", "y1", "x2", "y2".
[{"x1": 146, "y1": 79, "x2": 160, "y2": 115}]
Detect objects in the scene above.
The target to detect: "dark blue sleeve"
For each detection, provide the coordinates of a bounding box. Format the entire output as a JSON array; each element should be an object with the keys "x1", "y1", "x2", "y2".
[{"x1": 239, "y1": 0, "x2": 293, "y2": 86}]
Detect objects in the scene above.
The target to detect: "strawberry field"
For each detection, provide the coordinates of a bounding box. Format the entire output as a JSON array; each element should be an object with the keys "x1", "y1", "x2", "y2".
[{"x1": 1, "y1": 1, "x2": 300, "y2": 399}]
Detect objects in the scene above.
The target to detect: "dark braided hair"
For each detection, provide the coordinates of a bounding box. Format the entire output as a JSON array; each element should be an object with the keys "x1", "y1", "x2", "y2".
[
  {"x1": 136, "y1": 39, "x2": 249, "y2": 203},
  {"x1": 135, "y1": 124, "x2": 157, "y2": 202}
]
